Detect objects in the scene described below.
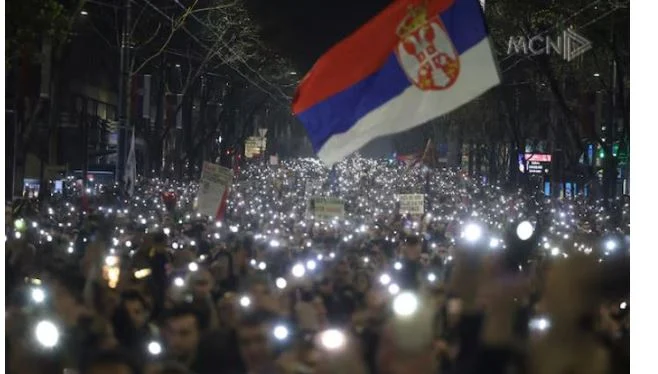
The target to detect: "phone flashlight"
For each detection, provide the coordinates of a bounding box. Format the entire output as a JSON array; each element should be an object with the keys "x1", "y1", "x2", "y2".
[
  {"x1": 276, "y1": 277, "x2": 287, "y2": 290},
  {"x1": 188, "y1": 262, "x2": 199, "y2": 272},
  {"x1": 393, "y1": 292, "x2": 419, "y2": 318},
  {"x1": 306, "y1": 260, "x2": 317, "y2": 271},
  {"x1": 393, "y1": 262, "x2": 402, "y2": 270},
  {"x1": 605, "y1": 239, "x2": 618, "y2": 251},
  {"x1": 462, "y1": 223, "x2": 483, "y2": 243},
  {"x1": 529, "y1": 316, "x2": 551, "y2": 332},
  {"x1": 273, "y1": 324, "x2": 289, "y2": 341},
  {"x1": 105, "y1": 255, "x2": 119, "y2": 267},
  {"x1": 35, "y1": 320, "x2": 60, "y2": 349},
  {"x1": 134, "y1": 268, "x2": 152, "y2": 279},
  {"x1": 388, "y1": 283, "x2": 400, "y2": 295},
  {"x1": 173, "y1": 277, "x2": 185, "y2": 287},
  {"x1": 240, "y1": 296, "x2": 251, "y2": 308},
  {"x1": 318, "y1": 329, "x2": 346, "y2": 351},
  {"x1": 379, "y1": 273, "x2": 392, "y2": 286},
  {"x1": 31, "y1": 287, "x2": 46, "y2": 304},
  {"x1": 258, "y1": 261, "x2": 267, "y2": 270},
  {"x1": 147, "y1": 340, "x2": 163, "y2": 356},
  {"x1": 516, "y1": 221, "x2": 534, "y2": 241},
  {"x1": 427, "y1": 273, "x2": 437, "y2": 283},
  {"x1": 292, "y1": 263, "x2": 306, "y2": 278}
]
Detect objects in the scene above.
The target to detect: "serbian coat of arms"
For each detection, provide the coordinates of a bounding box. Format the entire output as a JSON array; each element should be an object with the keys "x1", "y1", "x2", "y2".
[{"x1": 395, "y1": 2, "x2": 460, "y2": 91}]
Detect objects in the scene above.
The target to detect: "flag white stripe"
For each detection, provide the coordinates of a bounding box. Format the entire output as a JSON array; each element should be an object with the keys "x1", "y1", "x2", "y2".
[{"x1": 317, "y1": 38, "x2": 500, "y2": 166}]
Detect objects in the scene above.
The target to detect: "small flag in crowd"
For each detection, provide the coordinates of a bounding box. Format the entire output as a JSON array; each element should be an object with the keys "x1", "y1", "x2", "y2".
[{"x1": 293, "y1": 0, "x2": 500, "y2": 166}]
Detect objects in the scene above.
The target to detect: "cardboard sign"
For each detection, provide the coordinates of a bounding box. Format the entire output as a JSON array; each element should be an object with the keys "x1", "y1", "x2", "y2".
[
  {"x1": 245, "y1": 136, "x2": 266, "y2": 158},
  {"x1": 308, "y1": 197, "x2": 345, "y2": 220},
  {"x1": 398, "y1": 193, "x2": 424, "y2": 214},
  {"x1": 196, "y1": 162, "x2": 233, "y2": 218}
]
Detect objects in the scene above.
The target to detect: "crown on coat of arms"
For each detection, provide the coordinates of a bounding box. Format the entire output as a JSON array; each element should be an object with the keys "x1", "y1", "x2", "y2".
[{"x1": 396, "y1": 2, "x2": 429, "y2": 37}]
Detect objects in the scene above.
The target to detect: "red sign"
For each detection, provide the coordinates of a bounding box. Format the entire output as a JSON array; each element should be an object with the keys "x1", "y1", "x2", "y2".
[{"x1": 524, "y1": 153, "x2": 552, "y2": 163}]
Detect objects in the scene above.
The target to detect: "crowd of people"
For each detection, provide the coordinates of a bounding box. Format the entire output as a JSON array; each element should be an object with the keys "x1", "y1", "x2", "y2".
[{"x1": 5, "y1": 156, "x2": 630, "y2": 374}]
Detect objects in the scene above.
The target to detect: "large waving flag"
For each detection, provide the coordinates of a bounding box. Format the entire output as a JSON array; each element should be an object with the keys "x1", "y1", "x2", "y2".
[{"x1": 293, "y1": 0, "x2": 500, "y2": 165}]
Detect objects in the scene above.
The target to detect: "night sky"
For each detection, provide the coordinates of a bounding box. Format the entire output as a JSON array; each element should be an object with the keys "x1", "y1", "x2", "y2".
[{"x1": 243, "y1": 0, "x2": 394, "y2": 72}]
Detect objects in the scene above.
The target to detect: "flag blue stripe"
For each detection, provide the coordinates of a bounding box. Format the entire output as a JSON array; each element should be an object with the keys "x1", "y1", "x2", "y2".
[
  {"x1": 440, "y1": 0, "x2": 488, "y2": 54},
  {"x1": 299, "y1": 54, "x2": 409, "y2": 152},
  {"x1": 298, "y1": 0, "x2": 489, "y2": 152}
]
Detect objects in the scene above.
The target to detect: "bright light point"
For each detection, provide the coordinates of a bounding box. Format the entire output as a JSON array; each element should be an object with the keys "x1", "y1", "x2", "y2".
[
  {"x1": 125, "y1": 241, "x2": 132, "y2": 247},
  {"x1": 543, "y1": 242, "x2": 550, "y2": 249},
  {"x1": 215, "y1": 221, "x2": 222, "y2": 228},
  {"x1": 240, "y1": 296, "x2": 251, "y2": 308},
  {"x1": 319, "y1": 329, "x2": 346, "y2": 350},
  {"x1": 258, "y1": 261, "x2": 267, "y2": 270},
  {"x1": 516, "y1": 221, "x2": 534, "y2": 240},
  {"x1": 329, "y1": 252, "x2": 336, "y2": 259},
  {"x1": 317, "y1": 254, "x2": 323, "y2": 260},
  {"x1": 190, "y1": 241, "x2": 196, "y2": 246},
  {"x1": 35, "y1": 320, "x2": 60, "y2": 348},
  {"x1": 489, "y1": 238, "x2": 500, "y2": 249},
  {"x1": 394, "y1": 261, "x2": 403, "y2": 270},
  {"x1": 105, "y1": 256, "x2": 119, "y2": 267},
  {"x1": 292, "y1": 263, "x2": 306, "y2": 278},
  {"x1": 363, "y1": 257, "x2": 369, "y2": 263},
  {"x1": 14, "y1": 231, "x2": 22, "y2": 239},
  {"x1": 605, "y1": 239, "x2": 617, "y2": 251},
  {"x1": 164, "y1": 228, "x2": 171, "y2": 235},
  {"x1": 306, "y1": 260, "x2": 317, "y2": 270},
  {"x1": 269, "y1": 239, "x2": 280, "y2": 248},
  {"x1": 148, "y1": 341, "x2": 162, "y2": 355},
  {"x1": 388, "y1": 283, "x2": 400, "y2": 295},
  {"x1": 379, "y1": 273, "x2": 391, "y2": 285},
  {"x1": 529, "y1": 317, "x2": 551, "y2": 332},
  {"x1": 427, "y1": 273, "x2": 437, "y2": 282},
  {"x1": 273, "y1": 325, "x2": 289, "y2": 340},
  {"x1": 393, "y1": 292, "x2": 419, "y2": 317},
  {"x1": 172, "y1": 242, "x2": 179, "y2": 250},
  {"x1": 31, "y1": 288, "x2": 46, "y2": 303},
  {"x1": 551, "y1": 248, "x2": 560, "y2": 256},
  {"x1": 173, "y1": 277, "x2": 185, "y2": 287},
  {"x1": 462, "y1": 223, "x2": 483, "y2": 242},
  {"x1": 188, "y1": 262, "x2": 199, "y2": 272},
  {"x1": 620, "y1": 301, "x2": 627, "y2": 310},
  {"x1": 230, "y1": 226, "x2": 238, "y2": 233},
  {"x1": 276, "y1": 277, "x2": 287, "y2": 289}
]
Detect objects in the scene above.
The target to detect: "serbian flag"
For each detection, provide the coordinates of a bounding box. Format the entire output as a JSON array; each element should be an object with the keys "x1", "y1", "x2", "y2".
[{"x1": 293, "y1": 0, "x2": 500, "y2": 165}]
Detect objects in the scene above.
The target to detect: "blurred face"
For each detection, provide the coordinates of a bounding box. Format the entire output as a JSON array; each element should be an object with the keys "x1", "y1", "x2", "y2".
[
  {"x1": 163, "y1": 315, "x2": 200, "y2": 360},
  {"x1": 403, "y1": 242, "x2": 422, "y2": 261},
  {"x1": 238, "y1": 324, "x2": 273, "y2": 370},
  {"x1": 212, "y1": 257, "x2": 230, "y2": 280},
  {"x1": 191, "y1": 270, "x2": 214, "y2": 298},
  {"x1": 125, "y1": 299, "x2": 149, "y2": 328},
  {"x1": 355, "y1": 275, "x2": 369, "y2": 293}
]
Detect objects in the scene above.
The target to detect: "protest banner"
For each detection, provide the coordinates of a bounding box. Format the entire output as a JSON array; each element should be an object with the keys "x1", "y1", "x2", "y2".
[
  {"x1": 308, "y1": 196, "x2": 345, "y2": 220},
  {"x1": 197, "y1": 162, "x2": 234, "y2": 219},
  {"x1": 398, "y1": 193, "x2": 424, "y2": 214}
]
